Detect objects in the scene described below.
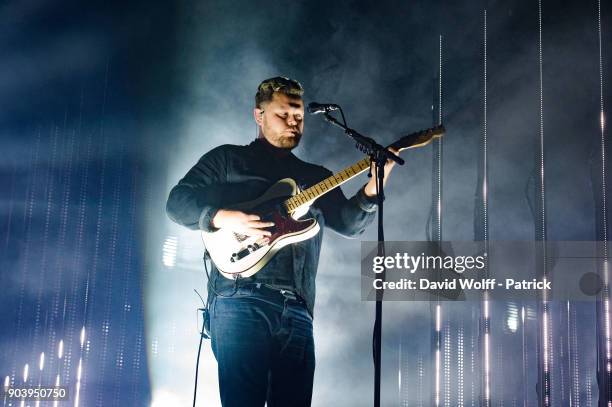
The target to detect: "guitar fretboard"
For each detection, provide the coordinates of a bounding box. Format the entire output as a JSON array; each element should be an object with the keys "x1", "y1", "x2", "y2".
[
  {"x1": 284, "y1": 157, "x2": 371, "y2": 213},
  {"x1": 283, "y1": 125, "x2": 445, "y2": 214}
]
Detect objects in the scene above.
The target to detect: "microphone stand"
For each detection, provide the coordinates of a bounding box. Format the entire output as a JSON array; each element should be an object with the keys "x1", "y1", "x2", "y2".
[{"x1": 322, "y1": 111, "x2": 403, "y2": 407}]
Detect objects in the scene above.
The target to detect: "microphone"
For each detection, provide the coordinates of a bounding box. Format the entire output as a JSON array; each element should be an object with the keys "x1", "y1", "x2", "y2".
[{"x1": 307, "y1": 102, "x2": 340, "y2": 115}]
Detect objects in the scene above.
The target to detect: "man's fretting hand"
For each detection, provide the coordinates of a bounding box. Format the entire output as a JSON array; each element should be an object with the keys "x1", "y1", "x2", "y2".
[
  {"x1": 363, "y1": 147, "x2": 401, "y2": 197},
  {"x1": 212, "y1": 209, "x2": 274, "y2": 237}
]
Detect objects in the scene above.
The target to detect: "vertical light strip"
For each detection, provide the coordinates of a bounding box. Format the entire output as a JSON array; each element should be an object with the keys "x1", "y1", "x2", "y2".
[
  {"x1": 471, "y1": 332, "x2": 476, "y2": 405},
  {"x1": 482, "y1": 10, "x2": 491, "y2": 407},
  {"x1": 435, "y1": 304, "x2": 441, "y2": 407},
  {"x1": 53, "y1": 374, "x2": 60, "y2": 407},
  {"x1": 74, "y1": 327, "x2": 86, "y2": 407},
  {"x1": 417, "y1": 355, "x2": 424, "y2": 407},
  {"x1": 444, "y1": 322, "x2": 451, "y2": 406},
  {"x1": 35, "y1": 352, "x2": 45, "y2": 407},
  {"x1": 114, "y1": 159, "x2": 137, "y2": 406},
  {"x1": 570, "y1": 303, "x2": 580, "y2": 407},
  {"x1": 597, "y1": 0, "x2": 607, "y2": 251},
  {"x1": 586, "y1": 374, "x2": 593, "y2": 406},
  {"x1": 537, "y1": 0, "x2": 551, "y2": 404},
  {"x1": 543, "y1": 302, "x2": 550, "y2": 405},
  {"x1": 58, "y1": 340, "x2": 64, "y2": 360},
  {"x1": 484, "y1": 299, "x2": 490, "y2": 402},
  {"x1": 86, "y1": 66, "x2": 110, "y2": 401},
  {"x1": 538, "y1": 0, "x2": 546, "y2": 244},
  {"x1": 12, "y1": 129, "x2": 41, "y2": 383},
  {"x1": 69, "y1": 129, "x2": 92, "y2": 404},
  {"x1": 31, "y1": 125, "x2": 58, "y2": 378},
  {"x1": 434, "y1": 35, "x2": 443, "y2": 407},
  {"x1": 483, "y1": 9, "x2": 488, "y2": 245},
  {"x1": 398, "y1": 341, "x2": 402, "y2": 405},
  {"x1": 570, "y1": 302, "x2": 581, "y2": 407},
  {"x1": 54, "y1": 124, "x2": 76, "y2": 385},
  {"x1": 437, "y1": 34, "x2": 443, "y2": 238},
  {"x1": 457, "y1": 326, "x2": 464, "y2": 407},
  {"x1": 438, "y1": 34, "x2": 442, "y2": 127},
  {"x1": 74, "y1": 358, "x2": 83, "y2": 407},
  {"x1": 522, "y1": 306, "x2": 527, "y2": 407},
  {"x1": 596, "y1": 5, "x2": 610, "y2": 405},
  {"x1": 3, "y1": 160, "x2": 16, "y2": 269},
  {"x1": 56, "y1": 338, "x2": 65, "y2": 406},
  {"x1": 567, "y1": 301, "x2": 573, "y2": 407},
  {"x1": 98, "y1": 135, "x2": 123, "y2": 405},
  {"x1": 21, "y1": 366, "x2": 28, "y2": 407},
  {"x1": 3, "y1": 375, "x2": 9, "y2": 407},
  {"x1": 80, "y1": 327, "x2": 86, "y2": 349}
]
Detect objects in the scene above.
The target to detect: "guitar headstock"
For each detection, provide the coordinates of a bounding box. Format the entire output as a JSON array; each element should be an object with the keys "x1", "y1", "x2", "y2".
[{"x1": 389, "y1": 125, "x2": 445, "y2": 152}]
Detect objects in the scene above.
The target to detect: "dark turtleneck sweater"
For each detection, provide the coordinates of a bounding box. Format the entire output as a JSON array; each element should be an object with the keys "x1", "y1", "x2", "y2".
[{"x1": 166, "y1": 138, "x2": 377, "y2": 316}]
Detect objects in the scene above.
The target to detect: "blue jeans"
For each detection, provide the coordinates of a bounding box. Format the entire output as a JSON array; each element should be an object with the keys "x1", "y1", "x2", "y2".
[{"x1": 210, "y1": 285, "x2": 315, "y2": 407}]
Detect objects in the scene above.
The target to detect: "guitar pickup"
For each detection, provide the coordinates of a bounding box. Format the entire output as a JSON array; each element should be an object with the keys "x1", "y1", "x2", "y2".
[{"x1": 230, "y1": 243, "x2": 261, "y2": 263}]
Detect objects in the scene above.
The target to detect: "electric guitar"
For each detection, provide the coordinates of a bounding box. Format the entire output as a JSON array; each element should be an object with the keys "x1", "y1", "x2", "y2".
[{"x1": 202, "y1": 125, "x2": 445, "y2": 279}]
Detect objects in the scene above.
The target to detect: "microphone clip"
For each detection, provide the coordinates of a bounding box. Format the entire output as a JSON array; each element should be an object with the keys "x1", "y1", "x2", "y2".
[{"x1": 307, "y1": 102, "x2": 340, "y2": 115}]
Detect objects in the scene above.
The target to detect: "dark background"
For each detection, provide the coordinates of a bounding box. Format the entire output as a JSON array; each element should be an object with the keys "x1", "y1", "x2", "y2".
[{"x1": 0, "y1": 0, "x2": 610, "y2": 405}]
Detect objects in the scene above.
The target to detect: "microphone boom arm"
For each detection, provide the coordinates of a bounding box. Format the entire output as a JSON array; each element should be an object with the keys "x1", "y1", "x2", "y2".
[{"x1": 322, "y1": 112, "x2": 405, "y2": 166}]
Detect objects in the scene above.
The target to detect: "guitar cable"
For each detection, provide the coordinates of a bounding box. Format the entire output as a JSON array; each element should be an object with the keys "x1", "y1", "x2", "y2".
[
  {"x1": 192, "y1": 250, "x2": 242, "y2": 407},
  {"x1": 203, "y1": 249, "x2": 240, "y2": 298},
  {"x1": 193, "y1": 291, "x2": 208, "y2": 407}
]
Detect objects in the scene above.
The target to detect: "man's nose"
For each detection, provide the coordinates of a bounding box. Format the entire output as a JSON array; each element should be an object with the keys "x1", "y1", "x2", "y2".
[{"x1": 286, "y1": 115, "x2": 297, "y2": 126}]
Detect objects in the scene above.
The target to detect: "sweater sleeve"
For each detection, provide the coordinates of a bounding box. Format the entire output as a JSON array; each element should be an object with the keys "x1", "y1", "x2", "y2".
[
  {"x1": 166, "y1": 145, "x2": 228, "y2": 232},
  {"x1": 313, "y1": 168, "x2": 378, "y2": 238}
]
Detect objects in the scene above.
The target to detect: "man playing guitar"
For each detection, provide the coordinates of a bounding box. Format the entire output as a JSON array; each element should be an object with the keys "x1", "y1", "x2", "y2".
[{"x1": 166, "y1": 77, "x2": 399, "y2": 406}]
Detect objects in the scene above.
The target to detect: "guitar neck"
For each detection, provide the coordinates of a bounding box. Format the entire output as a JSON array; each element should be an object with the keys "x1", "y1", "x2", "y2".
[
  {"x1": 283, "y1": 124, "x2": 445, "y2": 214},
  {"x1": 285, "y1": 157, "x2": 371, "y2": 213}
]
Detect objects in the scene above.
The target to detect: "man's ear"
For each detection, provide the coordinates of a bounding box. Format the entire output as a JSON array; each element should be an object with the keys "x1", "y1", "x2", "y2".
[{"x1": 253, "y1": 108, "x2": 264, "y2": 126}]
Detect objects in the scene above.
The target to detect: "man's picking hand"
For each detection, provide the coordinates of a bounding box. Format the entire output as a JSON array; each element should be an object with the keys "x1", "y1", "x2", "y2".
[{"x1": 212, "y1": 209, "x2": 274, "y2": 237}]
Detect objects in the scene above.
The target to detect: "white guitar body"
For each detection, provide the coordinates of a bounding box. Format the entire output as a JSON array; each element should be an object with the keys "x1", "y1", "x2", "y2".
[{"x1": 201, "y1": 178, "x2": 320, "y2": 279}]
